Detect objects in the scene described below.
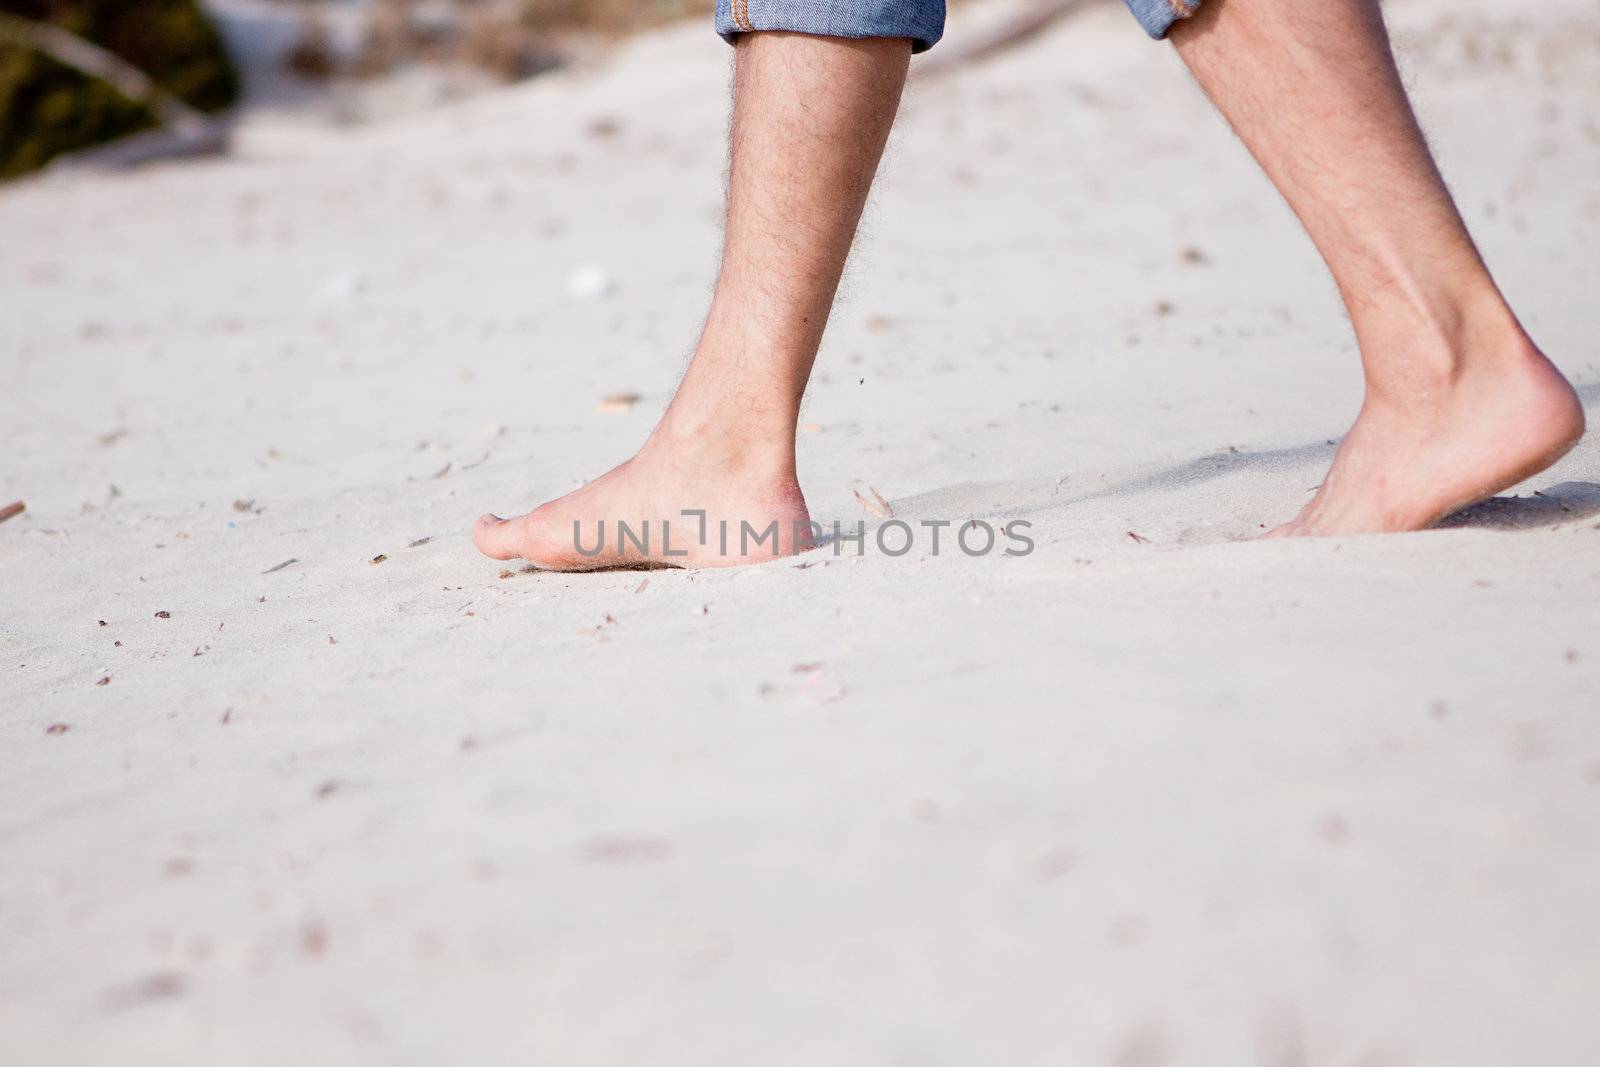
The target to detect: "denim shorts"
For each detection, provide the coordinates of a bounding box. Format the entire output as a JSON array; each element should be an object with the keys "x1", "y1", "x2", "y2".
[{"x1": 715, "y1": 0, "x2": 1201, "y2": 53}]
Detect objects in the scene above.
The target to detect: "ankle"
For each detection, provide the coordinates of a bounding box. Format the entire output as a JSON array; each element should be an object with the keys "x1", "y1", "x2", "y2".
[
  {"x1": 1355, "y1": 288, "x2": 1537, "y2": 400},
  {"x1": 645, "y1": 403, "x2": 797, "y2": 478}
]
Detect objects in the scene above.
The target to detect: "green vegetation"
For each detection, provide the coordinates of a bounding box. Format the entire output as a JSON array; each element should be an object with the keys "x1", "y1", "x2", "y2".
[{"x1": 0, "y1": 0, "x2": 238, "y2": 179}]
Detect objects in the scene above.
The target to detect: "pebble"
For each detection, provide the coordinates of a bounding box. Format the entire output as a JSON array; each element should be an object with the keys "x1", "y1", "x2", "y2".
[{"x1": 566, "y1": 265, "x2": 614, "y2": 300}]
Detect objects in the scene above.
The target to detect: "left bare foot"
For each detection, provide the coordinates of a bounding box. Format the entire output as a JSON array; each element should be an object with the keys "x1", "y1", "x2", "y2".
[
  {"x1": 1269, "y1": 331, "x2": 1584, "y2": 537},
  {"x1": 472, "y1": 419, "x2": 813, "y2": 570}
]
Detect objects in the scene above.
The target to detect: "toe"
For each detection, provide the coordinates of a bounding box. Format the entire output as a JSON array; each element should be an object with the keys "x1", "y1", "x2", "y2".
[{"x1": 472, "y1": 513, "x2": 526, "y2": 560}]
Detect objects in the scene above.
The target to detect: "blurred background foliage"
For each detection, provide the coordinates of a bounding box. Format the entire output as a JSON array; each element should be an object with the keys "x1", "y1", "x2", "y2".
[
  {"x1": 0, "y1": 1, "x2": 713, "y2": 179},
  {"x1": 291, "y1": 0, "x2": 712, "y2": 82},
  {"x1": 0, "y1": 0, "x2": 239, "y2": 179}
]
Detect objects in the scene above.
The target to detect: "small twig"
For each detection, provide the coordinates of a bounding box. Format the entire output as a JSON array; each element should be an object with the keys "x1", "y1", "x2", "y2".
[{"x1": 854, "y1": 487, "x2": 894, "y2": 518}]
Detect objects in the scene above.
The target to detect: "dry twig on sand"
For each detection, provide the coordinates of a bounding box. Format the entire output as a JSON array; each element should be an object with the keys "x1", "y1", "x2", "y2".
[{"x1": 854, "y1": 487, "x2": 895, "y2": 518}]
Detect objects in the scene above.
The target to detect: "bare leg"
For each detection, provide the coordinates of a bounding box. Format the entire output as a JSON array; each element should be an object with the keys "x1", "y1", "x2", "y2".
[
  {"x1": 475, "y1": 33, "x2": 910, "y2": 567},
  {"x1": 1171, "y1": 0, "x2": 1584, "y2": 535}
]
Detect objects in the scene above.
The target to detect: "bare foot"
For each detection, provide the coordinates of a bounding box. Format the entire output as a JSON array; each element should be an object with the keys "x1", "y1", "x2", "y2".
[
  {"x1": 473, "y1": 429, "x2": 814, "y2": 570},
  {"x1": 1269, "y1": 336, "x2": 1585, "y2": 537}
]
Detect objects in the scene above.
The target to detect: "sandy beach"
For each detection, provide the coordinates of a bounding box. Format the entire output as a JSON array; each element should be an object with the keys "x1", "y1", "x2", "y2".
[{"x1": 2, "y1": 0, "x2": 1598, "y2": 1061}]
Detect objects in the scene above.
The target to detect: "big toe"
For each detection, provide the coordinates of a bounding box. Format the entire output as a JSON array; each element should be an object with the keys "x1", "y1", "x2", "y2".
[{"x1": 473, "y1": 513, "x2": 527, "y2": 560}]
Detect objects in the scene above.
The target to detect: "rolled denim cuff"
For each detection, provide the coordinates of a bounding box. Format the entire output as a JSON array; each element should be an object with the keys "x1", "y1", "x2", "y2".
[
  {"x1": 715, "y1": 0, "x2": 947, "y2": 54},
  {"x1": 1122, "y1": 0, "x2": 1202, "y2": 39}
]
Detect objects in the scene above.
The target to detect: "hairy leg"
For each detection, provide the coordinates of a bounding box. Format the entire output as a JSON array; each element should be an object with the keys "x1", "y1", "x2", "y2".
[
  {"x1": 475, "y1": 33, "x2": 910, "y2": 567},
  {"x1": 1171, "y1": 0, "x2": 1584, "y2": 535}
]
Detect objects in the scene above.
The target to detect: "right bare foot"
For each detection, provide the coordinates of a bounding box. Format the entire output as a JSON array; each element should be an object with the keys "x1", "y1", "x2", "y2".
[
  {"x1": 473, "y1": 426, "x2": 814, "y2": 570},
  {"x1": 1268, "y1": 328, "x2": 1585, "y2": 537}
]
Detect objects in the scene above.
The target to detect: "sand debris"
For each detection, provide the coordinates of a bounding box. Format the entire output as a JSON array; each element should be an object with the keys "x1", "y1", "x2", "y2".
[
  {"x1": 580, "y1": 837, "x2": 671, "y2": 863},
  {"x1": 854, "y1": 487, "x2": 894, "y2": 518},
  {"x1": 261, "y1": 558, "x2": 298, "y2": 574},
  {"x1": 597, "y1": 392, "x2": 642, "y2": 414},
  {"x1": 408, "y1": 537, "x2": 432, "y2": 548},
  {"x1": 0, "y1": 500, "x2": 24, "y2": 524},
  {"x1": 301, "y1": 920, "x2": 329, "y2": 958},
  {"x1": 46, "y1": 723, "x2": 70, "y2": 734},
  {"x1": 103, "y1": 972, "x2": 185, "y2": 1011},
  {"x1": 154, "y1": 610, "x2": 171, "y2": 618},
  {"x1": 1126, "y1": 531, "x2": 1151, "y2": 544},
  {"x1": 370, "y1": 554, "x2": 387, "y2": 565}
]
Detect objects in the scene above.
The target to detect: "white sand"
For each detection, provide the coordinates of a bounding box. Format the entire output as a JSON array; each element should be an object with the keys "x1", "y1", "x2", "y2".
[{"x1": 2, "y1": 0, "x2": 1598, "y2": 1062}]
